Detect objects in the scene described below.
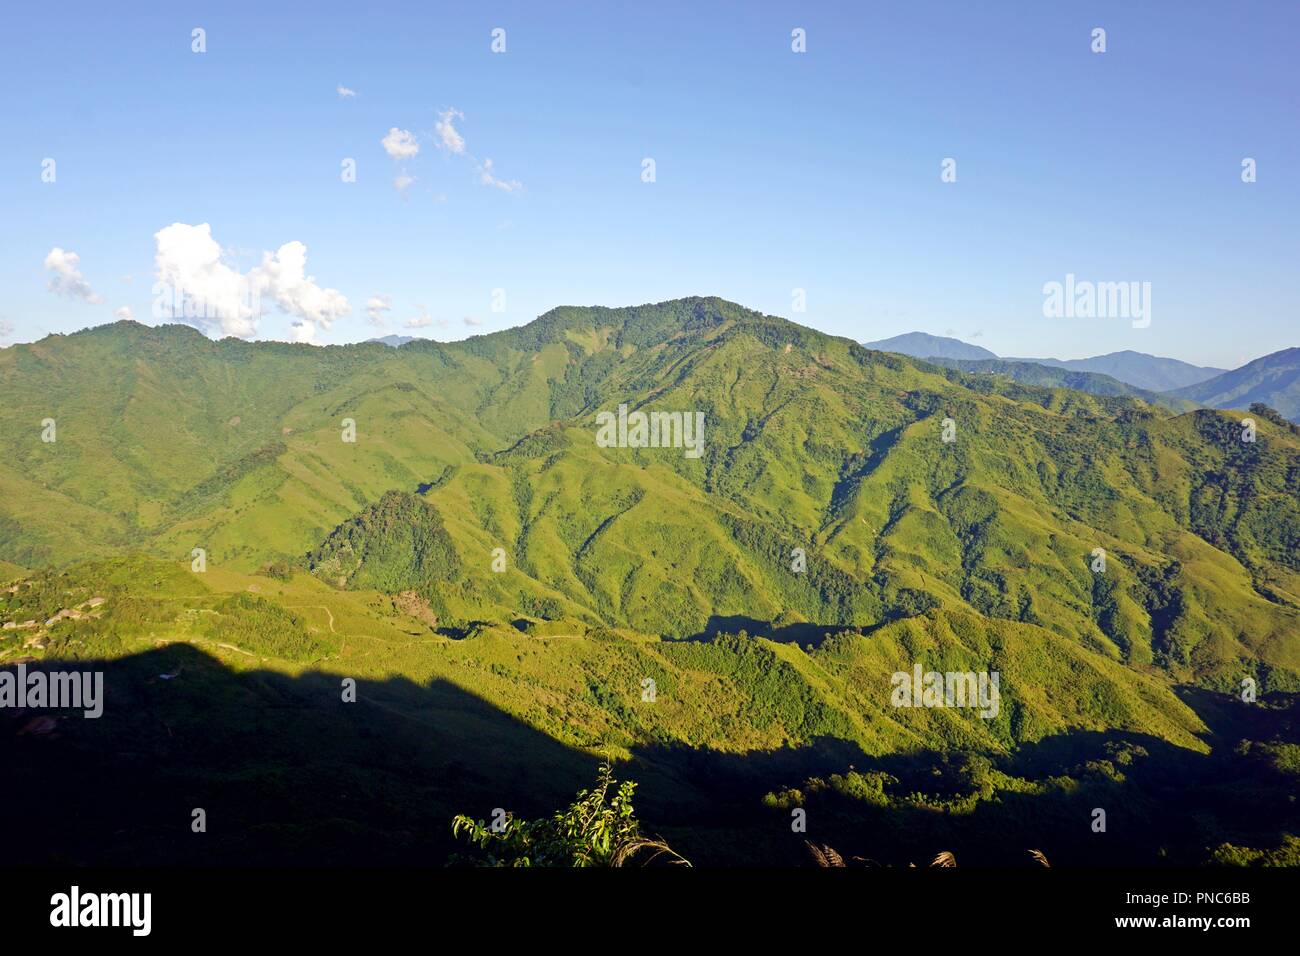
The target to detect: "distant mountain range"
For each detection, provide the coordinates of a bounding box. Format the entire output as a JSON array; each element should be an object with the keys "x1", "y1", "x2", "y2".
[
  {"x1": 1006, "y1": 351, "x2": 1227, "y2": 392},
  {"x1": 1168, "y1": 348, "x2": 1300, "y2": 423},
  {"x1": 368, "y1": 334, "x2": 419, "y2": 347},
  {"x1": 865, "y1": 332, "x2": 1296, "y2": 420},
  {"x1": 923, "y1": 357, "x2": 1199, "y2": 413}
]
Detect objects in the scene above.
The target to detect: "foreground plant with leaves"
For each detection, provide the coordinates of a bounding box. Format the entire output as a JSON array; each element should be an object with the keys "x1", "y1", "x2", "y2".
[{"x1": 451, "y1": 762, "x2": 690, "y2": 867}]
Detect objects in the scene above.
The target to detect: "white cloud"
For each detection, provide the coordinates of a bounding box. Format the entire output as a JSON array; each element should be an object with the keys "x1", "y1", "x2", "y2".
[
  {"x1": 463, "y1": 316, "x2": 483, "y2": 327},
  {"x1": 382, "y1": 127, "x2": 419, "y2": 160},
  {"x1": 478, "y1": 158, "x2": 522, "y2": 192},
  {"x1": 405, "y1": 307, "x2": 435, "y2": 329},
  {"x1": 337, "y1": 85, "x2": 357, "y2": 99},
  {"x1": 394, "y1": 173, "x2": 416, "y2": 192},
  {"x1": 366, "y1": 294, "x2": 393, "y2": 326},
  {"x1": 114, "y1": 306, "x2": 134, "y2": 321},
  {"x1": 430, "y1": 108, "x2": 525, "y2": 195},
  {"x1": 43, "y1": 248, "x2": 105, "y2": 304},
  {"x1": 152, "y1": 222, "x2": 350, "y2": 341},
  {"x1": 0, "y1": 318, "x2": 12, "y2": 344},
  {"x1": 153, "y1": 223, "x2": 258, "y2": 337},
  {"x1": 288, "y1": 320, "x2": 319, "y2": 343},
  {"x1": 255, "y1": 241, "x2": 350, "y2": 334},
  {"x1": 435, "y1": 108, "x2": 466, "y2": 154}
]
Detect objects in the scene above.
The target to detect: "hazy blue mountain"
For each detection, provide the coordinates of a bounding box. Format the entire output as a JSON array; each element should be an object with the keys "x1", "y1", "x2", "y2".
[
  {"x1": 1006, "y1": 351, "x2": 1226, "y2": 392},
  {"x1": 925, "y1": 357, "x2": 1198, "y2": 411},
  {"x1": 1169, "y1": 348, "x2": 1300, "y2": 422},
  {"x1": 862, "y1": 331, "x2": 997, "y2": 361},
  {"x1": 368, "y1": 334, "x2": 419, "y2": 347}
]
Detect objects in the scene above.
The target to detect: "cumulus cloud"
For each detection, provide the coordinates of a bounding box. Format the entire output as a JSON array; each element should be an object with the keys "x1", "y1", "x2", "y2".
[
  {"x1": 153, "y1": 223, "x2": 258, "y2": 337},
  {"x1": 43, "y1": 248, "x2": 105, "y2": 304},
  {"x1": 152, "y1": 222, "x2": 349, "y2": 342},
  {"x1": 382, "y1": 127, "x2": 419, "y2": 160},
  {"x1": 114, "y1": 306, "x2": 133, "y2": 321},
  {"x1": 366, "y1": 294, "x2": 393, "y2": 326},
  {"x1": 477, "y1": 158, "x2": 522, "y2": 192},
  {"x1": 255, "y1": 241, "x2": 350, "y2": 340},
  {"x1": 337, "y1": 85, "x2": 357, "y2": 99},
  {"x1": 435, "y1": 108, "x2": 466, "y2": 154}
]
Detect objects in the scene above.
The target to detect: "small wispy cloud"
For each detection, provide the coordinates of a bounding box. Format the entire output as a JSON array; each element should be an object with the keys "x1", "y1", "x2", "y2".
[
  {"x1": 435, "y1": 108, "x2": 466, "y2": 154},
  {"x1": 382, "y1": 128, "x2": 419, "y2": 160},
  {"x1": 337, "y1": 85, "x2": 357, "y2": 99},
  {"x1": 43, "y1": 247, "x2": 104, "y2": 304},
  {"x1": 114, "y1": 306, "x2": 133, "y2": 321},
  {"x1": 463, "y1": 316, "x2": 483, "y2": 327},
  {"x1": 478, "y1": 158, "x2": 521, "y2": 192},
  {"x1": 406, "y1": 307, "x2": 435, "y2": 329},
  {"x1": 382, "y1": 128, "x2": 421, "y2": 193},
  {"x1": 366, "y1": 294, "x2": 393, "y2": 326}
]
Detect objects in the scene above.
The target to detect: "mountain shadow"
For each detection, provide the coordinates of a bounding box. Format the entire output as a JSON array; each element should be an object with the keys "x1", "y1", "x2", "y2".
[
  {"x1": 621, "y1": 687, "x2": 1300, "y2": 867},
  {"x1": 3, "y1": 650, "x2": 1296, "y2": 867},
  {"x1": 1, "y1": 645, "x2": 599, "y2": 866},
  {"x1": 683, "y1": 615, "x2": 853, "y2": 649}
]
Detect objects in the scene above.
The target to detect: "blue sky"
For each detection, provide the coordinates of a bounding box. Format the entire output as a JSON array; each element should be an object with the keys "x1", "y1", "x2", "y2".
[{"x1": 0, "y1": 0, "x2": 1295, "y2": 368}]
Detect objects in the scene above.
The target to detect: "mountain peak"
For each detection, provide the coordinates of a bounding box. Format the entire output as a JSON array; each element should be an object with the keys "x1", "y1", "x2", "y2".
[{"x1": 862, "y1": 331, "x2": 997, "y2": 362}]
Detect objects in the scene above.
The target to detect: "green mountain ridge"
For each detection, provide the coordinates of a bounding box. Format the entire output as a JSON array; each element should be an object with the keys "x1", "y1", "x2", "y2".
[
  {"x1": 3, "y1": 296, "x2": 1299, "y2": 866},
  {"x1": 3, "y1": 298, "x2": 1298, "y2": 695}
]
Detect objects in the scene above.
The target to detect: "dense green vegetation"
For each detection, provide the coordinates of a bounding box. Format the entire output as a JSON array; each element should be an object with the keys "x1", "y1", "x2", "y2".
[
  {"x1": 306, "y1": 490, "x2": 460, "y2": 595},
  {"x1": 2, "y1": 297, "x2": 1297, "y2": 866},
  {"x1": 206, "y1": 593, "x2": 329, "y2": 662}
]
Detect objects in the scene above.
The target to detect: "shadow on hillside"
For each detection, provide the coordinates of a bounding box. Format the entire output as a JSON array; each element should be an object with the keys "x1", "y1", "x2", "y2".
[
  {"x1": 0, "y1": 644, "x2": 600, "y2": 867},
  {"x1": 2, "y1": 650, "x2": 1295, "y2": 867},
  {"x1": 683, "y1": 615, "x2": 855, "y2": 648},
  {"x1": 1174, "y1": 684, "x2": 1299, "y2": 740},
  {"x1": 625, "y1": 707, "x2": 1299, "y2": 866}
]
